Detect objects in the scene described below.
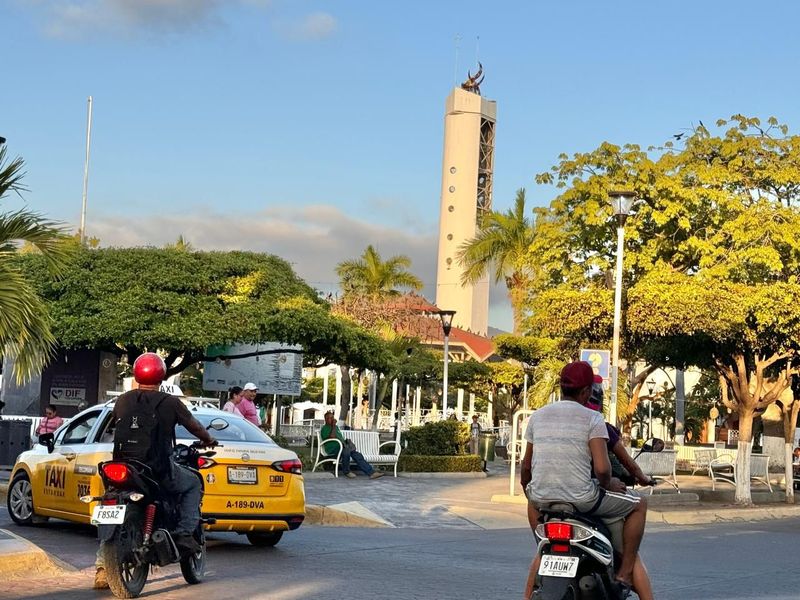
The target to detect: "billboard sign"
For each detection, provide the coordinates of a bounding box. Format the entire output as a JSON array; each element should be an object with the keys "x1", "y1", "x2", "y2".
[{"x1": 202, "y1": 342, "x2": 303, "y2": 396}]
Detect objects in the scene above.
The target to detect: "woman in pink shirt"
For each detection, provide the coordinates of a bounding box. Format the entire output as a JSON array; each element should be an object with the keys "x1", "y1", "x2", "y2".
[
  {"x1": 222, "y1": 386, "x2": 244, "y2": 416},
  {"x1": 36, "y1": 405, "x2": 64, "y2": 436}
]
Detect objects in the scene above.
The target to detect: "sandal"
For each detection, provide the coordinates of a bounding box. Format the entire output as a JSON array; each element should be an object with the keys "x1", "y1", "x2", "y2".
[{"x1": 614, "y1": 580, "x2": 632, "y2": 599}]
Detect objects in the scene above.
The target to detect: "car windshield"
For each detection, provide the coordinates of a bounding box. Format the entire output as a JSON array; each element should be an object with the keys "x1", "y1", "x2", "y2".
[{"x1": 176, "y1": 413, "x2": 277, "y2": 445}]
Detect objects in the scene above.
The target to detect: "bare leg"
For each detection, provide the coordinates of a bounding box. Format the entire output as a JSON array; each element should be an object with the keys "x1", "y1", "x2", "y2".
[
  {"x1": 523, "y1": 502, "x2": 541, "y2": 599},
  {"x1": 631, "y1": 554, "x2": 653, "y2": 600},
  {"x1": 616, "y1": 500, "x2": 646, "y2": 585}
]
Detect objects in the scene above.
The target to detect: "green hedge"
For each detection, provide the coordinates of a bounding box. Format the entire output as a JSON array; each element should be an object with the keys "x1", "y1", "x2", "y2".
[
  {"x1": 402, "y1": 420, "x2": 470, "y2": 456},
  {"x1": 398, "y1": 454, "x2": 484, "y2": 473}
]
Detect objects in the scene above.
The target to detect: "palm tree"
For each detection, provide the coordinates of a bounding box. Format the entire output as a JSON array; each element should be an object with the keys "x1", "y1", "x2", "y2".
[
  {"x1": 0, "y1": 146, "x2": 72, "y2": 383},
  {"x1": 456, "y1": 188, "x2": 535, "y2": 334},
  {"x1": 336, "y1": 245, "x2": 423, "y2": 296}
]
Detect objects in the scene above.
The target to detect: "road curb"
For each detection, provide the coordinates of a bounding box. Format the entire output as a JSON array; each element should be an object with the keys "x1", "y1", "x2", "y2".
[
  {"x1": 0, "y1": 528, "x2": 70, "y2": 580},
  {"x1": 648, "y1": 503, "x2": 800, "y2": 525},
  {"x1": 304, "y1": 504, "x2": 392, "y2": 528}
]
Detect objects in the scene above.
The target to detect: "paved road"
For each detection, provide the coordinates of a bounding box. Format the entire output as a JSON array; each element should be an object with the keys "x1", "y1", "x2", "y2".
[{"x1": 2, "y1": 505, "x2": 800, "y2": 600}]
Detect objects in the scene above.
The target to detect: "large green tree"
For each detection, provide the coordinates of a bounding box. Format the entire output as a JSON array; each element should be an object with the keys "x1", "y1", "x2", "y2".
[
  {"x1": 336, "y1": 244, "x2": 423, "y2": 297},
  {"x1": 524, "y1": 115, "x2": 800, "y2": 505},
  {"x1": 18, "y1": 247, "x2": 391, "y2": 375},
  {"x1": 456, "y1": 188, "x2": 536, "y2": 334},
  {"x1": 0, "y1": 148, "x2": 72, "y2": 382}
]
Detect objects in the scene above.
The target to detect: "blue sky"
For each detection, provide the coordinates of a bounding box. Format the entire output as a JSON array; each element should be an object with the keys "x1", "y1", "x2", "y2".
[{"x1": 4, "y1": 1, "x2": 800, "y2": 331}]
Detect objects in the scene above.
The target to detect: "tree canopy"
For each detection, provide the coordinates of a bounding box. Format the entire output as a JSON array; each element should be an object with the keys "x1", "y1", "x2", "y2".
[
  {"x1": 19, "y1": 247, "x2": 391, "y2": 374},
  {"x1": 335, "y1": 244, "x2": 423, "y2": 296},
  {"x1": 519, "y1": 115, "x2": 800, "y2": 504}
]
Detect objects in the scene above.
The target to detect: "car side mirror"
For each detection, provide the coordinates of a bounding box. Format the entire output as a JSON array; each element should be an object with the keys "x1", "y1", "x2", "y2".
[
  {"x1": 208, "y1": 418, "x2": 229, "y2": 431},
  {"x1": 38, "y1": 433, "x2": 56, "y2": 454}
]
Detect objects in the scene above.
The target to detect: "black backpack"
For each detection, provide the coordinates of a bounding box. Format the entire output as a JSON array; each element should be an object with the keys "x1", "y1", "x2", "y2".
[{"x1": 113, "y1": 390, "x2": 172, "y2": 476}]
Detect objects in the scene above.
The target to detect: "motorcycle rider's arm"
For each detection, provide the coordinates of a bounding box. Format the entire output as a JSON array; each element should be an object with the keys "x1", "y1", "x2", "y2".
[
  {"x1": 520, "y1": 442, "x2": 533, "y2": 490},
  {"x1": 172, "y1": 399, "x2": 216, "y2": 447},
  {"x1": 589, "y1": 438, "x2": 612, "y2": 489},
  {"x1": 612, "y1": 441, "x2": 651, "y2": 486}
]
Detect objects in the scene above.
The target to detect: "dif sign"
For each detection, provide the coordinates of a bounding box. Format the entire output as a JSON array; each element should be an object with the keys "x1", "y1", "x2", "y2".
[
  {"x1": 579, "y1": 349, "x2": 611, "y2": 382},
  {"x1": 50, "y1": 387, "x2": 87, "y2": 407}
]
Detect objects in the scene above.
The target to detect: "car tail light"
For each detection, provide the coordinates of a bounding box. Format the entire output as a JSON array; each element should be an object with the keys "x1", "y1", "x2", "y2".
[
  {"x1": 544, "y1": 522, "x2": 573, "y2": 541},
  {"x1": 102, "y1": 463, "x2": 129, "y2": 483},
  {"x1": 271, "y1": 459, "x2": 302, "y2": 475},
  {"x1": 197, "y1": 457, "x2": 216, "y2": 469}
]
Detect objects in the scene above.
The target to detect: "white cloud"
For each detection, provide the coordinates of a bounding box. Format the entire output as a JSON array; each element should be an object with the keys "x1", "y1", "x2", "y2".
[
  {"x1": 274, "y1": 11, "x2": 337, "y2": 41},
  {"x1": 87, "y1": 203, "x2": 513, "y2": 330}
]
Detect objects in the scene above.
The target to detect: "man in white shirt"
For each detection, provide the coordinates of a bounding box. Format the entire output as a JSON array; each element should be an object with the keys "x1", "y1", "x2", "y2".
[{"x1": 521, "y1": 361, "x2": 647, "y2": 599}]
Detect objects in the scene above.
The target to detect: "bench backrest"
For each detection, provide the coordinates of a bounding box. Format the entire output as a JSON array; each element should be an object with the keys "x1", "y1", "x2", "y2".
[
  {"x1": 635, "y1": 450, "x2": 677, "y2": 476},
  {"x1": 750, "y1": 454, "x2": 769, "y2": 472},
  {"x1": 693, "y1": 449, "x2": 717, "y2": 467},
  {"x1": 343, "y1": 430, "x2": 381, "y2": 455}
]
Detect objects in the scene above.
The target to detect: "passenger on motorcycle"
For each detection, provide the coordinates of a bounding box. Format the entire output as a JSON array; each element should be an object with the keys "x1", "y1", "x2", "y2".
[
  {"x1": 94, "y1": 353, "x2": 216, "y2": 589},
  {"x1": 520, "y1": 361, "x2": 648, "y2": 599}
]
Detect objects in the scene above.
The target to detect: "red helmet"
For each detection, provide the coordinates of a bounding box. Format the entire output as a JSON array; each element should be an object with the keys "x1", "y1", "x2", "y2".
[{"x1": 132, "y1": 353, "x2": 166, "y2": 386}]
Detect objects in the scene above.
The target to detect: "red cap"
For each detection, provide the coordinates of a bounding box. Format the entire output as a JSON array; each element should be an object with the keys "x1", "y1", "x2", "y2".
[
  {"x1": 560, "y1": 361, "x2": 595, "y2": 389},
  {"x1": 593, "y1": 374, "x2": 603, "y2": 384}
]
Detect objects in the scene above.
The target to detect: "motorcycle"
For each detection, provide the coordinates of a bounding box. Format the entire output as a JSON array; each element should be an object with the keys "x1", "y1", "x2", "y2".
[
  {"x1": 530, "y1": 438, "x2": 665, "y2": 600},
  {"x1": 84, "y1": 419, "x2": 227, "y2": 599}
]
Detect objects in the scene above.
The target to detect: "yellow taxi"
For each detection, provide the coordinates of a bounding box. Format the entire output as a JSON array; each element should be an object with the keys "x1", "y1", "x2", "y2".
[{"x1": 6, "y1": 402, "x2": 305, "y2": 546}]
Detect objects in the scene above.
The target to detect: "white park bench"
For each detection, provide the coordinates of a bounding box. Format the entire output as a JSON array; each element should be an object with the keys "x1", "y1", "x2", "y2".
[
  {"x1": 634, "y1": 450, "x2": 680, "y2": 493},
  {"x1": 709, "y1": 453, "x2": 772, "y2": 492},
  {"x1": 312, "y1": 430, "x2": 401, "y2": 477},
  {"x1": 691, "y1": 448, "x2": 718, "y2": 475}
]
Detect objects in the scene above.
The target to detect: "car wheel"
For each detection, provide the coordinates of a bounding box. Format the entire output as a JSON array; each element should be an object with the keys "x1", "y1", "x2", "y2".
[
  {"x1": 7, "y1": 474, "x2": 35, "y2": 525},
  {"x1": 246, "y1": 531, "x2": 283, "y2": 547}
]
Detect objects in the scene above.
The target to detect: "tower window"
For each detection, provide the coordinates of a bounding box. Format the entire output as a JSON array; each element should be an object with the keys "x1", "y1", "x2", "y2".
[
  {"x1": 450, "y1": 167, "x2": 457, "y2": 174},
  {"x1": 447, "y1": 234, "x2": 453, "y2": 240},
  {"x1": 449, "y1": 186, "x2": 456, "y2": 193},
  {"x1": 448, "y1": 205, "x2": 455, "y2": 212}
]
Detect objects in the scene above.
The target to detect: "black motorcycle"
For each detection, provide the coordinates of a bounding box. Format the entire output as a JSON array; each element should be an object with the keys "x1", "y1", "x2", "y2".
[
  {"x1": 84, "y1": 419, "x2": 227, "y2": 599},
  {"x1": 530, "y1": 439, "x2": 664, "y2": 600}
]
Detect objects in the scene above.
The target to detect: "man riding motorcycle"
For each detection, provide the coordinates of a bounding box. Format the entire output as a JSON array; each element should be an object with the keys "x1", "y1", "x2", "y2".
[
  {"x1": 94, "y1": 353, "x2": 216, "y2": 589},
  {"x1": 521, "y1": 361, "x2": 649, "y2": 599}
]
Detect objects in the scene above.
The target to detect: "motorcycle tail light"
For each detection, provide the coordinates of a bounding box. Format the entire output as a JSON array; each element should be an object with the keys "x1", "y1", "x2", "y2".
[
  {"x1": 102, "y1": 462, "x2": 130, "y2": 483},
  {"x1": 197, "y1": 457, "x2": 216, "y2": 469},
  {"x1": 544, "y1": 522, "x2": 573, "y2": 541},
  {"x1": 272, "y1": 459, "x2": 302, "y2": 475}
]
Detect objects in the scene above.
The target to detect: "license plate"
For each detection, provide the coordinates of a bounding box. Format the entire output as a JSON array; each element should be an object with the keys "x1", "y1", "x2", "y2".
[
  {"x1": 91, "y1": 504, "x2": 127, "y2": 525},
  {"x1": 228, "y1": 466, "x2": 258, "y2": 485},
  {"x1": 539, "y1": 555, "x2": 579, "y2": 578}
]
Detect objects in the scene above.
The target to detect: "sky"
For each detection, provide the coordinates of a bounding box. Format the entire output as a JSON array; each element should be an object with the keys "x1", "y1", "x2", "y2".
[{"x1": 3, "y1": 1, "x2": 800, "y2": 332}]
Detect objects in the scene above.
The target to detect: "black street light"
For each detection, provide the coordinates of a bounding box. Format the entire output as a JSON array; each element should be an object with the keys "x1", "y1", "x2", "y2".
[
  {"x1": 437, "y1": 310, "x2": 456, "y2": 418},
  {"x1": 646, "y1": 378, "x2": 657, "y2": 439}
]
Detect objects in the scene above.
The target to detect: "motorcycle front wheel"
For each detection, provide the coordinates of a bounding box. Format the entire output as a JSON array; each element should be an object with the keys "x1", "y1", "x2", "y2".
[{"x1": 103, "y1": 525, "x2": 148, "y2": 598}]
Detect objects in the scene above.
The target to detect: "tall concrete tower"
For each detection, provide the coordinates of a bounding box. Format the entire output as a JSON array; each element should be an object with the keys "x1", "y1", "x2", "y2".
[{"x1": 435, "y1": 72, "x2": 496, "y2": 336}]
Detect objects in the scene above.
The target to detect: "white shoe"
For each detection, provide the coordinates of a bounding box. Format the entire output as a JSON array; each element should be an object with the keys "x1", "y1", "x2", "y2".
[{"x1": 345, "y1": 472, "x2": 356, "y2": 479}]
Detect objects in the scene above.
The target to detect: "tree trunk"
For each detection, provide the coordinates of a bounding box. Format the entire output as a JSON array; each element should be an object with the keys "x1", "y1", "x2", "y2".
[
  {"x1": 371, "y1": 374, "x2": 392, "y2": 431},
  {"x1": 337, "y1": 366, "x2": 352, "y2": 424},
  {"x1": 785, "y1": 443, "x2": 794, "y2": 504},
  {"x1": 735, "y1": 409, "x2": 754, "y2": 506},
  {"x1": 509, "y1": 282, "x2": 526, "y2": 336}
]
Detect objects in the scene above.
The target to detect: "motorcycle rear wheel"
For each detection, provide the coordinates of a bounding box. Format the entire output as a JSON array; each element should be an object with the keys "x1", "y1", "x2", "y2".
[{"x1": 103, "y1": 529, "x2": 149, "y2": 598}]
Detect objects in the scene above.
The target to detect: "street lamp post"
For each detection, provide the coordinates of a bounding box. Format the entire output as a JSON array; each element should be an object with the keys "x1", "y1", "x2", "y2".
[
  {"x1": 646, "y1": 378, "x2": 656, "y2": 439},
  {"x1": 437, "y1": 310, "x2": 456, "y2": 418},
  {"x1": 608, "y1": 190, "x2": 636, "y2": 427}
]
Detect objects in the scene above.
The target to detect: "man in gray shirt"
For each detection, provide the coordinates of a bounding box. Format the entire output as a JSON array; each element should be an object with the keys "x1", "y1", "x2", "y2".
[{"x1": 521, "y1": 361, "x2": 648, "y2": 599}]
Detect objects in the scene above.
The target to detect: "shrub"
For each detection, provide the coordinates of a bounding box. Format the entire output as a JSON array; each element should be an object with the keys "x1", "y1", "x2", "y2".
[
  {"x1": 398, "y1": 454, "x2": 483, "y2": 473},
  {"x1": 402, "y1": 420, "x2": 470, "y2": 456}
]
